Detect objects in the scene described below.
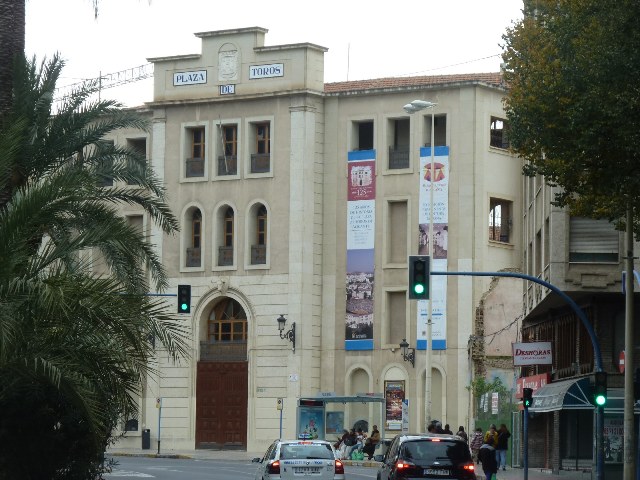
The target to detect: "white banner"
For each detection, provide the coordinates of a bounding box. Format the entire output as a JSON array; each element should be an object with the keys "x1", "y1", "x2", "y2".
[{"x1": 512, "y1": 341, "x2": 553, "y2": 365}]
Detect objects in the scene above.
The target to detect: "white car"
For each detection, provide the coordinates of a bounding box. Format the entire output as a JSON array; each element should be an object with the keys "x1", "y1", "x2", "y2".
[{"x1": 252, "y1": 439, "x2": 346, "y2": 480}]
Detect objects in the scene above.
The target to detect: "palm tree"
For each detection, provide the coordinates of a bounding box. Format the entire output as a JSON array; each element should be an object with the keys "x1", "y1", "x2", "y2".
[{"x1": 0, "y1": 55, "x2": 188, "y2": 478}]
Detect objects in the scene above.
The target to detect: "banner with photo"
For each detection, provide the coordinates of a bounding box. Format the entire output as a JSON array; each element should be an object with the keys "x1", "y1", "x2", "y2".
[
  {"x1": 346, "y1": 150, "x2": 376, "y2": 350},
  {"x1": 417, "y1": 146, "x2": 449, "y2": 351}
]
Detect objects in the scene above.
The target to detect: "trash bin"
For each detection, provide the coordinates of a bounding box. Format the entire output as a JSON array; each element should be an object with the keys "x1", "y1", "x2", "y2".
[{"x1": 142, "y1": 429, "x2": 151, "y2": 450}]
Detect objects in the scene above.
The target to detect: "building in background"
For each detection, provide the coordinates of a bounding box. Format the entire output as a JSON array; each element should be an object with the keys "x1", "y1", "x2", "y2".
[
  {"x1": 519, "y1": 178, "x2": 640, "y2": 474},
  {"x1": 105, "y1": 27, "x2": 523, "y2": 453}
]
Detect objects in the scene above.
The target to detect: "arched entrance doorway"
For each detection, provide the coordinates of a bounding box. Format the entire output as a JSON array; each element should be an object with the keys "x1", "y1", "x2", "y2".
[{"x1": 196, "y1": 297, "x2": 248, "y2": 449}]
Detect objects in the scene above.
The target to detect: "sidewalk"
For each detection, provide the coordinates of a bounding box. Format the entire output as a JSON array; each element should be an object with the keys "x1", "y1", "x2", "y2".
[{"x1": 107, "y1": 448, "x2": 593, "y2": 479}]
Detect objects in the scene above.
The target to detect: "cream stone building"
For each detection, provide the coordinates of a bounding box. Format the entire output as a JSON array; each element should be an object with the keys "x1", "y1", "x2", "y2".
[{"x1": 108, "y1": 27, "x2": 522, "y2": 453}]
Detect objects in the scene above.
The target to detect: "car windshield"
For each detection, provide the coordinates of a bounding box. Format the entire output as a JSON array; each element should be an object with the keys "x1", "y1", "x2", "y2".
[
  {"x1": 280, "y1": 443, "x2": 334, "y2": 460},
  {"x1": 401, "y1": 440, "x2": 471, "y2": 465}
]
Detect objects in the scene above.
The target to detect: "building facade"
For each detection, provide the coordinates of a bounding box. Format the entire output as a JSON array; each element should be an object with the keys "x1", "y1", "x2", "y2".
[
  {"x1": 520, "y1": 175, "x2": 640, "y2": 473},
  {"x1": 108, "y1": 27, "x2": 523, "y2": 453}
]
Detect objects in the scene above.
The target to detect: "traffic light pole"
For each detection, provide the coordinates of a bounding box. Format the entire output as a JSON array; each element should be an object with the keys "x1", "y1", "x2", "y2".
[
  {"x1": 430, "y1": 270, "x2": 605, "y2": 480},
  {"x1": 524, "y1": 403, "x2": 529, "y2": 480}
]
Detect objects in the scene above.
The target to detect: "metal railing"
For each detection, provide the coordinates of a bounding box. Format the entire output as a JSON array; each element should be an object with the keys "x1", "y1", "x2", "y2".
[{"x1": 186, "y1": 157, "x2": 205, "y2": 177}]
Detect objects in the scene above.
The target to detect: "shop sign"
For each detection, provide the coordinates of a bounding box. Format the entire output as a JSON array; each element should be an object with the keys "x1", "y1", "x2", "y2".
[
  {"x1": 516, "y1": 372, "x2": 551, "y2": 398},
  {"x1": 512, "y1": 341, "x2": 552, "y2": 365}
]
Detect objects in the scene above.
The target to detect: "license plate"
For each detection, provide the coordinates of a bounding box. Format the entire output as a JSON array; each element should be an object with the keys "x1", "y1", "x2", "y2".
[
  {"x1": 424, "y1": 468, "x2": 450, "y2": 476},
  {"x1": 294, "y1": 466, "x2": 321, "y2": 474}
]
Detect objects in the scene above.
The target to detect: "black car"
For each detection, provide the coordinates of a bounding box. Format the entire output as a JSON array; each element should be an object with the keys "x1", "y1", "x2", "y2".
[{"x1": 377, "y1": 433, "x2": 476, "y2": 480}]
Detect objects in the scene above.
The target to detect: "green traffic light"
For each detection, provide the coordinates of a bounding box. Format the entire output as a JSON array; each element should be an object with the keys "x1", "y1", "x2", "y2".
[
  {"x1": 595, "y1": 394, "x2": 606, "y2": 406},
  {"x1": 180, "y1": 303, "x2": 188, "y2": 311},
  {"x1": 414, "y1": 284, "x2": 425, "y2": 295}
]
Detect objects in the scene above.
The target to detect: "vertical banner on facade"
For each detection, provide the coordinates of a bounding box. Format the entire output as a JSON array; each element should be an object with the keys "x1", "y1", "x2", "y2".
[
  {"x1": 417, "y1": 146, "x2": 449, "y2": 350},
  {"x1": 385, "y1": 380, "x2": 405, "y2": 431},
  {"x1": 346, "y1": 150, "x2": 376, "y2": 350}
]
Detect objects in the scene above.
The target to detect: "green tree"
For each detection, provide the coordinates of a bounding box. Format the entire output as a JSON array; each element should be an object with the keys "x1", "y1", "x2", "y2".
[
  {"x1": 501, "y1": 0, "x2": 640, "y2": 228},
  {"x1": 0, "y1": 55, "x2": 188, "y2": 478}
]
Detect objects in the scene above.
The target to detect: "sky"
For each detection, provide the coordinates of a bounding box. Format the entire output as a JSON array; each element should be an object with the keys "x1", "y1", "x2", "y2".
[{"x1": 25, "y1": 0, "x2": 524, "y2": 107}]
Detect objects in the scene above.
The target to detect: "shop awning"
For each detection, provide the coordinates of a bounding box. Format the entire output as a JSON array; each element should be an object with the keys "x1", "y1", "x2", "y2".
[{"x1": 529, "y1": 377, "x2": 593, "y2": 413}]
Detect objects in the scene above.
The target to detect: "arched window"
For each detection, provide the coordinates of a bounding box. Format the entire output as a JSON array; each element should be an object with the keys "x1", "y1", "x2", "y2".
[
  {"x1": 224, "y1": 207, "x2": 234, "y2": 247},
  {"x1": 257, "y1": 206, "x2": 267, "y2": 246},
  {"x1": 186, "y1": 209, "x2": 202, "y2": 267},
  {"x1": 208, "y1": 298, "x2": 247, "y2": 342},
  {"x1": 192, "y1": 210, "x2": 202, "y2": 248}
]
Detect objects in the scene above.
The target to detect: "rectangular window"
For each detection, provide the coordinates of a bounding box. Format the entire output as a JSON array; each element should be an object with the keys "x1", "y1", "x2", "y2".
[
  {"x1": 388, "y1": 201, "x2": 408, "y2": 263},
  {"x1": 424, "y1": 114, "x2": 447, "y2": 147},
  {"x1": 255, "y1": 123, "x2": 270, "y2": 154},
  {"x1": 186, "y1": 127, "x2": 205, "y2": 177},
  {"x1": 218, "y1": 124, "x2": 238, "y2": 175},
  {"x1": 489, "y1": 198, "x2": 512, "y2": 243},
  {"x1": 98, "y1": 140, "x2": 114, "y2": 187},
  {"x1": 250, "y1": 122, "x2": 270, "y2": 173},
  {"x1": 355, "y1": 120, "x2": 374, "y2": 151},
  {"x1": 387, "y1": 291, "x2": 407, "y2": 346},
  {"x1": 388, "y1": 119, "x2": 410, "y2": 169},
  {"x1": 569, "y1": 217, "x2": 619, "y2": 262},
  {"x1": 126, "y1": 138, "x2": 146, "y2": 185},
  {"x1": 490, "y1": 116, "x2": 510, "y2": 149},
  {"x1": 192, "y1": 127, "x2": 205, "y2": 158}
]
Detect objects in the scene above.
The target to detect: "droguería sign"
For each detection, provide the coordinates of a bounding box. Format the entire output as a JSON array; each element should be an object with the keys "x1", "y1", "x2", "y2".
[{"x1": 512, "y1": 341, "x2": 553, "y2": 366}]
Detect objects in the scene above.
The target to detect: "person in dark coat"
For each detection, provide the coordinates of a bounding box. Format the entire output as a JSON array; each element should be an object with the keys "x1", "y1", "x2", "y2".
[
  {"x1": 362, "y1": 424, "x2": 380, "y2": 460},
  {"x1": 478, "y1": 436, "x2": 498, "y2": 480},
  {"x1": 496, "y1": 423, "x2": 511, "y2": 470}
]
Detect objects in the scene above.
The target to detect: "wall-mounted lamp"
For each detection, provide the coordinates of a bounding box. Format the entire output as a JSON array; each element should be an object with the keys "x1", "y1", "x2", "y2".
[
  {"x1": 277, "y1": 314, "x2": 295, "y2": 353},
  {"x1": 399, "y1": 338, "x2": 415, "y2": 368}
]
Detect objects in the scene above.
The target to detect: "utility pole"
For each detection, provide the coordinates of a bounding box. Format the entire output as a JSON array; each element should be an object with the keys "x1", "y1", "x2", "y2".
[{"x1": 624, "y1": 206, "x2": 636, "y2": 480}]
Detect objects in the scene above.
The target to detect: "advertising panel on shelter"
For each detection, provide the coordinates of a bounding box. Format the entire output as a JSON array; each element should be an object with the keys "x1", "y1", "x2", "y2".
[
  {"x1": 346, "y1": 150, "x2": 376, "y2": 350},
  {"x1": 417, "y1": 146, "x2": 449, "y2": 350},
  {"x1": 385, "y1": 380, "x2": 405, "y2": 431}
]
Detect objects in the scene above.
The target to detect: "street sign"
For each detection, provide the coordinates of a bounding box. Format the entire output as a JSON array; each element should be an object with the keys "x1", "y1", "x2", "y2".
[
  {"x1": 619, "y1": 350, "x2": 625, "y2": 374},
  {"x1": 277, "y1": 398, "x2": 283, "y2": 411}
]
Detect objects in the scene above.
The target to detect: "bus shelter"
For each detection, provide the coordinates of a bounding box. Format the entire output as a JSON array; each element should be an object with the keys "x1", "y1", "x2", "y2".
[{"x1": 296, "y1": 393, "x2": 387, "y2": 441}]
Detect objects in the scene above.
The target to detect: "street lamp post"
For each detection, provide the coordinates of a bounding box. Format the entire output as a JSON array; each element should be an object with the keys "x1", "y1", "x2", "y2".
[{"x1": 403, "y1": 99, "x2": 437, "y2": 429}]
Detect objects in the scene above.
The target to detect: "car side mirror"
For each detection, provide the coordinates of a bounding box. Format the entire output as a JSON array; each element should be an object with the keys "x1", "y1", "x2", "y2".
[{"x1": 252, "y1": 457, "x2": 262, "y2": 463}]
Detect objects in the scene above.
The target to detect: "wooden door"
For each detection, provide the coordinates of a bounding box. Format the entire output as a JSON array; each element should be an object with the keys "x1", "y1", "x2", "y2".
[{"x1": 196, "y1": 361, "x2": 247, "y2": 449}]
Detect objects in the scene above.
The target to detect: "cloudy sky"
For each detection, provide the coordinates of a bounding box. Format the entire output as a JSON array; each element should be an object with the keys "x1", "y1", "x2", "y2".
[{"x1": 26, "y1": 0, "x2": 523, "y2": 106}]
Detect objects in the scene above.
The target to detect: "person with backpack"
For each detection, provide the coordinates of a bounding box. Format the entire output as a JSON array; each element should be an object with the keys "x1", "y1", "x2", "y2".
[{"x1": 478, "y1": 436, "x2": 498, "y2": 480}]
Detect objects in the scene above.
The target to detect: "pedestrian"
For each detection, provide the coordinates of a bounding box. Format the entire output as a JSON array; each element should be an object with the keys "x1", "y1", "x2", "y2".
[
  {"x1": 456, "y1": 425, "x2": 468, "y2": 442},
  {"x1": 363, "y1": 424, "x2": 380, "y2": 460},
  {"x1": 427, "y1": 423, "x2": 436, "y2": 433},
  {"x1": 496, "y1": 423, "x2": 511, "y2": 471},
  {"x1": 443, "y1": 423, "x2": 453, "y2": 435},
  {"x1": 484, "y1": 424, "x2": 498, "y2": 446},
  {"x1": 435, "y1": 421, "x2": 444, "y2": 434},
  {"x1": 478, "y1": 436, "x2": 498, "y2": 480},
  {"x1": 470, "y1": 427, "x2": 484, "y2": 463}
]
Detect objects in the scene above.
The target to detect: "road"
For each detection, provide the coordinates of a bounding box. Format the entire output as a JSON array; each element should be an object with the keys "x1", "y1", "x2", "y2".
[{"x1": 104, "y1": 456, "x2": 377, "y2": 479}]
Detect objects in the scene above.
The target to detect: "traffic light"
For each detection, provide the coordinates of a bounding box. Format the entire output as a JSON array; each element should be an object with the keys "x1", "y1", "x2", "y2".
[
  {"x1": 523, "y1": 387, "x2": 533, "y2": 408},
  {"x1": 177, "y1": 284, "x2": 191, "y2": 313},
  {"x1": 634, "y1": 368, "x2": 640, "y2": 401},
  {"x1": 593, "y1": 371, "x2": 607, "y2": 407},
  {"x1": 409, "y1": 255, "x2": 430, "y2": 300}
]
